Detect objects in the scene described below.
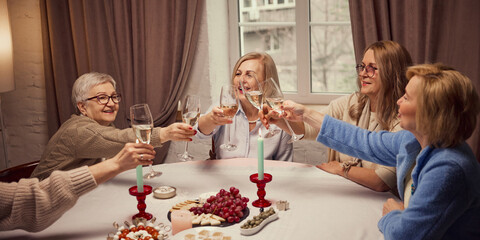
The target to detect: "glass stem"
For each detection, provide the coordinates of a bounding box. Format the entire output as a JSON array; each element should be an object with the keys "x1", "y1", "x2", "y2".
[
  {"x1": 184, "y1": 142, "x2": 189, "y2": 154},
  {"x1": 149, "y1": 164, "x2": 154, "y2": 172},
  {"x1": 283, "y1": 118, "x2": 297, "y2": 139}
]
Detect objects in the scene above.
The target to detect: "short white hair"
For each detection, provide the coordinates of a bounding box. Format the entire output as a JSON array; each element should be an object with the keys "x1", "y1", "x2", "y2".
[{"x1": 71, "y1": 72, "x2": 117, "y2": 110}]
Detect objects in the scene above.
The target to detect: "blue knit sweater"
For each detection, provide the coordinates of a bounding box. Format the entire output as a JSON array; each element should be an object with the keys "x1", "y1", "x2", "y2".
[{"x1": 317, "y1": 115, "x2": 480, "y2": 239}]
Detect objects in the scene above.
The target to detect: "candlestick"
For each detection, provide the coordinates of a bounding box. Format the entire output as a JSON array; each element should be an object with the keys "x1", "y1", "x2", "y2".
[
  {"x1": 136, "y1": 165, "x2": 144, "y2": 192},
  {"x1": 128, "y1": 185, "x2": 153, "y2": 220},
  {"x1": 250, "y1": 173, "x2": 272, "y2": 208},
  {"x1": 258, "y1": 128, "x2": 264, "y2": 180}
]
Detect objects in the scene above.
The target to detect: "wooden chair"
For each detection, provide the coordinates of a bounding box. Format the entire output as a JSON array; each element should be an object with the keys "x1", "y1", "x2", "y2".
[{"x1": 0, "y1": 161, "x2": 39, "y2": 182}]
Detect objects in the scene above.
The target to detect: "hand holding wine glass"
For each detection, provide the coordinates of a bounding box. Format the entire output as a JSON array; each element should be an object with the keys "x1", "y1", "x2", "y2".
[
  {"x1": 219, "y1": 84, "x2": 239, "y2": 151},
  {"x1": 177, "y1": 95, "x2": 200, "y2": 161},
  {"x1": 264, "y1": 78, "x2": 304, "y2": 143},
  {"x1": 130, "y1": 103, "x2": 162, "y2": 178},
  {"x1": 239, "y1": 73, "x2": 278, "y2": 138}
]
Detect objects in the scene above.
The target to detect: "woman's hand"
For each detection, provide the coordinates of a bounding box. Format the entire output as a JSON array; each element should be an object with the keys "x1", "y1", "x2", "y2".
[
  {"x1": 206, "y1": 107, "x2": 233, "y2": 126},
  {"x1": 90, "y1": 143, "x2": 155, "y2": 184},
  {"x1": 316, "y1": 161, "x2": 343, "y2": 176},
  {"x1": 112, "y1": 142, "x2": 155, "y2": 172},
  {"x1": 161, "y1": 122, "x2": 197, "y2": 142},
  {"x1": 382, "y1": 198, "x2": 405, "y2": 216},
  {"x1": 259, "y1": 105, "x2": 282, "y2": 130},
  {"x1": 197, "y1": 107, "x2": 232, "y2": 135},
  {"x1": 280, "y1": 100, "x2": 307, "y2": 122}
]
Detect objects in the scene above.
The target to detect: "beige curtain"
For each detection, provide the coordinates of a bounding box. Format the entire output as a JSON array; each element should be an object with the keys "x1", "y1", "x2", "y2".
[
  {"x1": 41, "y1": 0, "x2": 204, "y2": 163},
  {"x1": 349, "y1": 0, "x2": 480, "y2": 161}
]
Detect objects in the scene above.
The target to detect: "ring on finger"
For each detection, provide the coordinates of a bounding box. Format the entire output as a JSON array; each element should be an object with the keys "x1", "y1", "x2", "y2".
[{"x1": 140, "y1": 154, "x2": 144, "y2": 160}]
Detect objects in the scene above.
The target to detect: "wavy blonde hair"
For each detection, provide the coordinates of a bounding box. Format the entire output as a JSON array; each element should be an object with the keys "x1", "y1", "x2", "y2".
[
  {"x1": 231, "y1": 52, "x2": 280, "y2": 88},
  {"x1": 349, "y1": 41, "x2": 413, "y2": 130},
  {"x1": 407, "y1": 63, "x2": 480, "y2": 148}
]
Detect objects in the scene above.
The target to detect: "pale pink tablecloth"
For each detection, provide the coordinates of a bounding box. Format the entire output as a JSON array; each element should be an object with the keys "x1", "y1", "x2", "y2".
[{"x1": 1, "y1": 158, "x2": 391, "y2": 239}]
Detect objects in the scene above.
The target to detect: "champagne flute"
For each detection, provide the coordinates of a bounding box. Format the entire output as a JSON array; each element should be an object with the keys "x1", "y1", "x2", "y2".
[
  {"x1": 177, "y1": 95, "x2": 200, "y2": 161},
  {"x1": 264, "y1": 78, "x2": 304, "y2": 143},
  {"x1": 130, "y1": 103, "x2": 162, "y2": 178},
  {"x1": 219, "y1": 84, "x2": 239, "y2": 151},
  {"x1": 240, "y1": 73, "x2": 278, "y2": 138}
]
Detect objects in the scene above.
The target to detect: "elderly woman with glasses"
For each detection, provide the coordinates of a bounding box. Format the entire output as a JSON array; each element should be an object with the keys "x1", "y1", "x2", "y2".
[
  {"x1": 31, "y1": 72, "x2": 195, "y2": 180},
  {"x1": 275, "y1": 63, "x2": 480, "y2": 239}
]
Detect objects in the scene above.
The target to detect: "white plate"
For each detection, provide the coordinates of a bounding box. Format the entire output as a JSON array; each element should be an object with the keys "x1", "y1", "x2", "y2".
[
  {"x1": 171, "y1": 226, "x2": 236, "y2": 240},
  {"x1": 240, "y1": 212, "x2": 279, "y2": 236}
]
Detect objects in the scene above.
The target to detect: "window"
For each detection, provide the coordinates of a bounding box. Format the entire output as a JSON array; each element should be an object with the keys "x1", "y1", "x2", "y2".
[{"x1": 230, "y1": 0, "x2": 356, "y2": 104}]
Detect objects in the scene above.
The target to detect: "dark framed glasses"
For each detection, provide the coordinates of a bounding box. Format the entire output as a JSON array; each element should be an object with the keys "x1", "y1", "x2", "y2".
[
  {"x1": 85, "y1": 94, "x2": 121, "y2": 104},
  {"x1": 355, "y1": 64, "x2": 378, "y2": 78}
]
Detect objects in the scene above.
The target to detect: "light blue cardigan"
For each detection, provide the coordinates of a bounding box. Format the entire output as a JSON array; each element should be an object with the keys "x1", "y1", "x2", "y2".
[{"x1": 317, "y1": 115, "x2": 480, "y2": 239}]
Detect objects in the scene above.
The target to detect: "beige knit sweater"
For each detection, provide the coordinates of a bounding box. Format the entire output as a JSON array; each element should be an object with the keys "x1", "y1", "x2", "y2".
[
  {"x1": 304, "y1": 94, "x2": 401, "y2": 189},
  {"x1": 31, "y1": 114, "x2": 162, "y2": 180},
  {"x1": 0, "y1": 166, "x2": 97, "y2": 232}
]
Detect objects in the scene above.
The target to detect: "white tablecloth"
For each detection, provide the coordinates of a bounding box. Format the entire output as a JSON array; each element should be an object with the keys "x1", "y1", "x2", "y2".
[{"x1": 1, "y1": 158, "x2": 392, "y2": 239}]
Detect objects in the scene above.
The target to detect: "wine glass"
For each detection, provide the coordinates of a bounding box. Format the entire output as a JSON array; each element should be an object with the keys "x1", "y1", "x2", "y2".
[
  {"x1": 264, "y1": 78, "x2": 304, "y2": 143},
  {"x1": 177, "y1": 95, "x2": 200, "y2": 161},
  {"x1": 130, "y1": 103, "x2": 162, "y2": 178},
  {"x1": 219, "y1": 84, "x2": 239, "y2": 151},
  {"x1": 239, "y1": 73, "x2": 278, "y2": 138}
]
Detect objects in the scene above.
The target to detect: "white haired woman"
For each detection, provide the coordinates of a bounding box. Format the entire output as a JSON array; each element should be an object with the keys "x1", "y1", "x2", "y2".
[{"x1": 31, "y1": 72, "x2": 195, "y2": 180}]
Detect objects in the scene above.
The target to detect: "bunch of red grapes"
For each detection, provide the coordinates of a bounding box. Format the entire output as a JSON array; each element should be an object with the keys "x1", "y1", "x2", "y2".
[{"x1": 190, "y1": 187, "x2": 249, "y2": 223}]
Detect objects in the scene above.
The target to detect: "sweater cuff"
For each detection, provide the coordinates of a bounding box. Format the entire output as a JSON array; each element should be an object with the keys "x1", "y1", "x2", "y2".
[
  {"x1": 304, "y1": 122, "x2": 319, "y2": 140},
  {"x1": 151, "y1": 127, "x2": 163, "y2": 147},
  {"x1": 67, "y1": 166, "x2": 97, "y2": 196}
]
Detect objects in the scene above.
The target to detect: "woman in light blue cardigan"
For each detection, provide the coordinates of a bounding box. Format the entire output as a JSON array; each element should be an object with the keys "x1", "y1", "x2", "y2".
[{"x1": 266, "y1": 63, "x2": 480, "y2": 239}]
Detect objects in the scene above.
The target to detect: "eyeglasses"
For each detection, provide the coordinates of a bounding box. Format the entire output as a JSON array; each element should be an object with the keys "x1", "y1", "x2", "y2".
[
  {"x1": 355, "y1": 64, "x2": 378, "y2": 78},
  {"x1": 85, "y1": 94, "x2": 121, "y2": 104}
]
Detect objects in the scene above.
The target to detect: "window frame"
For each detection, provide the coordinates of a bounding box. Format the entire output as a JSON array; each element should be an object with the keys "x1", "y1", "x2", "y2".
[{"x1": 228, "y1": 0, "x2": 353, "y2": 105}]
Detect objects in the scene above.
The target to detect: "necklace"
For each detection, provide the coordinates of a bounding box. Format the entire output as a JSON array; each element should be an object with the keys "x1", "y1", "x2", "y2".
[{"x1": 248, "y1": 119, "x2": 258, "y2": 124}]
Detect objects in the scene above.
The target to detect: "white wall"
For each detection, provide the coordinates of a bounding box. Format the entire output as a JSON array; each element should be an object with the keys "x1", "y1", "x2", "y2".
[
  {"x1": 0, "y1": 0, "x2": 48, "y2": 170},
  {"x1": 1, "y1": 0, "x2": 328, "y2": 170}
]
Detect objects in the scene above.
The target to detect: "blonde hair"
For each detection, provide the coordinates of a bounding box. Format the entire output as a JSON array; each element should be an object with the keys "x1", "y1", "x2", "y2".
[
  {"x1": 349, "y1": 41, "x2": 413, "y2": 130},
  {"x1": 231, "y1": 52, "x2": 280, "y2": 87},
  {"x1": 407, "y1": 63, "x2": 480, "y2": 148}
]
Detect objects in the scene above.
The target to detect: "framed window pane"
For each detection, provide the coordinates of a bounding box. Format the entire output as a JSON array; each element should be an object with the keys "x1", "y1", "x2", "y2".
[
  {"x1": 239, "y1": 1, "x2": 297, "y2": 92},
  {"x1": 310, "y1": 0, "x2": 351, "y2": 22},
  {"x1": 239, "y1": 0, "x2": 295, "y2": 22},
  {"x1": 310, "y1": 25, "x2": 356, "y2": 93},
  {"x1": 240, "y1": 26, "x2": 297, "y2": 92},
  {"x1": 310, "y1": 0, "x2": 355, "y2": 94},
  {"x1": 234, "y1": 0, "x2": 355, "y2": 103}
]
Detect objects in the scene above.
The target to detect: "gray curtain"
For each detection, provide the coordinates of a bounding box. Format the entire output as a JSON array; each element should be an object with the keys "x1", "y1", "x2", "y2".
[
  {"x1": 40, "y1": 0, "x2": 204, "y2": 163},
  {"x1": 349, "y1": 0, "x2": 480, "y2": 161}
]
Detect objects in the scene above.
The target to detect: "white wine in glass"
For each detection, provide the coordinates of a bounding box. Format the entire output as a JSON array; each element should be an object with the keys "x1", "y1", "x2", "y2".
[
  {"x1": 219, "y1": 84, "x2": 239, "y2": 151},
  {"x1": 264, "y1": 78, "x2": 303, "y2": 143},
  {"x1": 177, "y1": 95, "x2": 200, "y2": 161},
  {"x1": 240, "y1": 74, "x2": 279, "y2": 138},
  {"x1": 130, "y1": 103, "x2": 162, "y2": 178}
]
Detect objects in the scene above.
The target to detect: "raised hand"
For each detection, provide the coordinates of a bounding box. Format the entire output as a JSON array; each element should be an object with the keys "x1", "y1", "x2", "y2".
[
  {"x1": 113, "y1": 142, "x2": 156, "y2": 171},
  {"x1": 161, "y1": 122, "x2": 197, "y2": 142},
  {"x1": 280, "y1": 100, "x2": 307, "y2": 122}
]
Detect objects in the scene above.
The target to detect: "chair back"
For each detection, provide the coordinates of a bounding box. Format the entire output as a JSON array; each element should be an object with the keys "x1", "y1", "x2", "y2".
[{"x1": 0, "y1": 161, "x2": 39, "y2": 182}]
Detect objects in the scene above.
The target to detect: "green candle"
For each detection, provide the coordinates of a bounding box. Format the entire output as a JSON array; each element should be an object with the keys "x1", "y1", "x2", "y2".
[
  {"x1": 136, "y1": 165, "x2": 144, "y2": 192},
  {"x1": 258, "y1": 129, "x2": 264, "y2": 180}
]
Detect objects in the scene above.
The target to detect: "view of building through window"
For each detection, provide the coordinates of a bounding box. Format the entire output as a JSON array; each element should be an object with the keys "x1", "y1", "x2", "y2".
[{"x1": 238, "y1": 0, "x2": 356, "y2": 95}]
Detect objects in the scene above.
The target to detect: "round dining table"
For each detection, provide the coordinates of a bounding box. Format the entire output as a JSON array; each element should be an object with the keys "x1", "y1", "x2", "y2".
[{"x1": 1, "y1": 158, "x2": 393, "y2": 239}]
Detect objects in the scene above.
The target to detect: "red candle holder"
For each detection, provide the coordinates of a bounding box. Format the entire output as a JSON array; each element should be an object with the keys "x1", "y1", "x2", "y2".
[
  {"x1": 129, "y1": 185, "x2": 153, "y2": 220},
  {"x1": 249, "y1": 173, "x2": 272, "y2": 208}
]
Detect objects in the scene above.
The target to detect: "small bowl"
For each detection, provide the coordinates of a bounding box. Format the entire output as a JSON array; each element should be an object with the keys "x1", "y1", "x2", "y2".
[
  {"x1": 153, "y1": 186, "x2": 176, "y2": 199},
  {"x1": 240, "y1": 212, "x2": 278, "y2": 236}
]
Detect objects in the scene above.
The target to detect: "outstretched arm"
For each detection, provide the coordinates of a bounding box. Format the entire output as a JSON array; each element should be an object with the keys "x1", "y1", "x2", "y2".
[{"x1": 0, "y1": 143, "x2": 155, "y2": 232}]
